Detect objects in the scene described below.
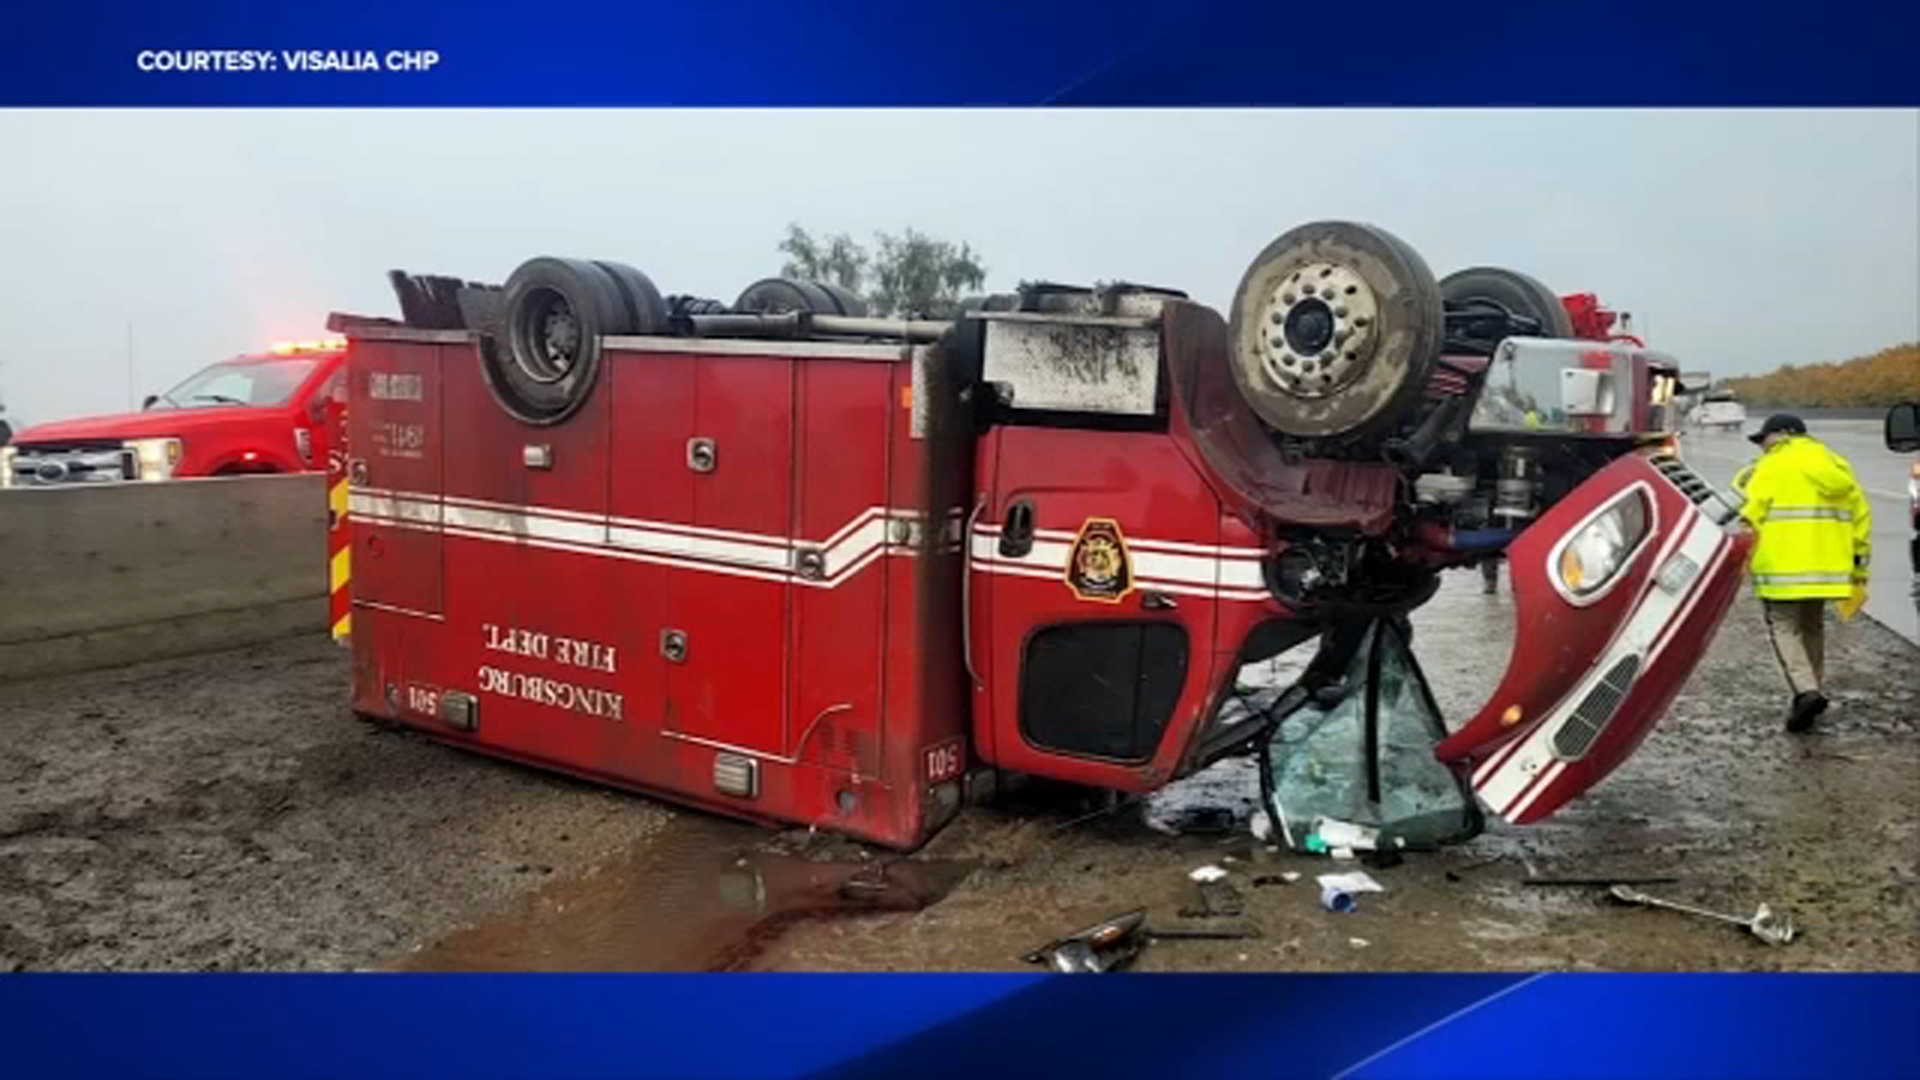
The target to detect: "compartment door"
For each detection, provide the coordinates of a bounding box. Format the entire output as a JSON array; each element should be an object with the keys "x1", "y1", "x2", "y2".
[
  {"x1": 971, "y1": 426, "x2": 1223, "y2": 788},
  {"x1": 788, "y1": 361, "x2": 892, "y2": 775},
  {"x1": 347, "y1": 340, "x2": 443, "y2": 618},
  {"x1": 662, "y1": 356, "x2": 796, "y2": 756}
]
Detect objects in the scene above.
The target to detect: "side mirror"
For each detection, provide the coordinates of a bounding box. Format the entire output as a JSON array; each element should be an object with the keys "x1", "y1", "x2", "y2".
[
  {"x1": 142, "y1": 394, "x2": 160, "y2": 410},
  {"x1": 1888, "y1": 403, "x2": 1920, "y2": 453},
  {"x1": 1560, "y1": 368, "x2": 1616, "y2": 417}
]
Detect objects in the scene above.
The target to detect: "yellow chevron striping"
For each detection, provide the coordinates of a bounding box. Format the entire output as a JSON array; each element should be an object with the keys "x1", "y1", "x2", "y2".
[{"x1": 330, "y1": 547, "x2": 352, "y2": 592}]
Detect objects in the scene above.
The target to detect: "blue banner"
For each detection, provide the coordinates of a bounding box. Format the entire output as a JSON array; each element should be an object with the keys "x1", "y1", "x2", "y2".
[
  {"x1": 0, "y1": 0, "x2": 1914, "y2": 106},
  {"x1": 3, "y1": 974, "x2": 1915, "y2": 1078}
]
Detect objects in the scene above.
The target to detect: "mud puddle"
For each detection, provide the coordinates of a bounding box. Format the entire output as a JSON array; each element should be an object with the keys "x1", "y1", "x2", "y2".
[{"x1": 399, "y1": 819, "x2": 976, "y2": 972}]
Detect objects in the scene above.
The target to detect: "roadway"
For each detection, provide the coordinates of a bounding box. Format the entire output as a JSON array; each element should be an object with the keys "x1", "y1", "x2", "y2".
[{"x1": 1678, "y1": 418, "x2": 1917, "y2": 645}]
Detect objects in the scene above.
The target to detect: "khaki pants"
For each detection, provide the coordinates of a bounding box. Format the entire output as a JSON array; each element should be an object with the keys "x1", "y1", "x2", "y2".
[{"x1": 1763, "y1": 599, "x2": 1827, "y2": 697}]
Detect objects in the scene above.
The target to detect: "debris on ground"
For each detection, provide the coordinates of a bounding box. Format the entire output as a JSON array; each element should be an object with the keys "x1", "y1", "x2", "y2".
[
  {"x1": 1147, "y1": 923, "x2": 1263, "y2": 942},
  {"x1": 1349, "y1": 937, "x2": 1370, "y2": 948},
  {"x1": 1249, "y1": 809, "x2": 1275, "y2": 843},
  {"x1": 1251, "y1": 872, "x2": 1302, "y2": 887},
  {"x1": 1361, "y1": 848, "x2": 1406, "y2": 870},
  {"x1": 1181, "y1": 879, "x2": 1246, "y2": 919},
  {"x1": 1311, "y1": 817, "x2": 1382, "y2": 852},
  {"x1": 1443, "y1": 854, "x2": 1509, "y2": 882},
  {"x1": 1316, "y1": 871, "x2": 1386, "y2": 895},
  {"x1": 1523, "y1": 875, "x2": 1679, "y2": 888},
  {"x1": 1188, "y1": 864, "x2": 1229, "y2": 883},
  {"x1": 1022, "y1": 909, "x2": 1149, "y2": 972},
  {"x1": 1608, "y1": 885, "x2": 1798, "y2": 947},
  {"x1": 1321, "y1": 886, "x2": 1359, "y2": 913}
]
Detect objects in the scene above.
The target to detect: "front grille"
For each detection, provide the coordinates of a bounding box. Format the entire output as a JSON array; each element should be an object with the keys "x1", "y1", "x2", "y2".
[
  {"x1": 1552, "y1": 654, "x2": 1640, "y2": 761},
  {"x1": 1650, "y1": 454, "x2": 1738, "y2": 524},
  {"x1": 7, "y1": 444, "x2": 135, "y2": 486}
]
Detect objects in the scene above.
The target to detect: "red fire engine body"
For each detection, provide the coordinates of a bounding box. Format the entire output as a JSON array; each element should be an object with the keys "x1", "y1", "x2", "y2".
[{"x1": 331, "y1": 223, "x2": 1753, "y2": 850}]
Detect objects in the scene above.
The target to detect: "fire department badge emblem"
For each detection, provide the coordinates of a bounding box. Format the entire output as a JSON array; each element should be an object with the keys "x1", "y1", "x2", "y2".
[{"x1": 1066, "y1": 517, "x2": 1134, "y2": 603}]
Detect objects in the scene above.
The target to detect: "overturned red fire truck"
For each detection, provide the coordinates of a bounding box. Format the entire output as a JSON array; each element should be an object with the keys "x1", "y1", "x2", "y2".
[{"x1": 328, "y1": 221, "x2": 1752, "y2": 850}]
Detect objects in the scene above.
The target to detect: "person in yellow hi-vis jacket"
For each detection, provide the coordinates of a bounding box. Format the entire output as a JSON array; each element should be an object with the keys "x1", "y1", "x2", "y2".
[{"x1": 1738, "y1": 414, "x2": 1873, "y2": 733}]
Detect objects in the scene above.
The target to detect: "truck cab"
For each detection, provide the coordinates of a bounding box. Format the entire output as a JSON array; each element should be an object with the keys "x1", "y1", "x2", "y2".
[{"x1": 1, "y1": 341, "x2": 346, "y2": 488}]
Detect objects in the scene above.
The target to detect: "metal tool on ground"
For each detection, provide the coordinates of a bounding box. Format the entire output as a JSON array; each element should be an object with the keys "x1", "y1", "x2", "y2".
[
  {"x1": 1608, "y1": 885, "x2": 1797, "y2": 946},
  {"x1": 1524, "y1": 875, "x2": 1679, "y2": 888},
  {"x1": 1444, "y1": 854, "x2": 1509, "y2": 883},
  {"x1": 1147, "y1": 923, "x2": 1263, "y2": 942}
]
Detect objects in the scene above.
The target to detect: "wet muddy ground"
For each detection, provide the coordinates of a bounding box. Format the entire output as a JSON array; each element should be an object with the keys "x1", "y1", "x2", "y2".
[{"x1": 2, "y1": 575, "x2": 1915, "y2": 972}]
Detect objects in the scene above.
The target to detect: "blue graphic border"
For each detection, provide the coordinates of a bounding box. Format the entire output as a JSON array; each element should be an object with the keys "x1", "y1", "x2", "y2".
[{"x1": 0, "y1": 0, "x2": 1914, "y2": 105}]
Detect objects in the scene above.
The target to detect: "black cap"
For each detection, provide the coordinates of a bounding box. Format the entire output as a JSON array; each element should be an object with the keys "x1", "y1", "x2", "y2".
[{"x1": 1749, "y1": 413, "x2": 1808, "y2": 446}]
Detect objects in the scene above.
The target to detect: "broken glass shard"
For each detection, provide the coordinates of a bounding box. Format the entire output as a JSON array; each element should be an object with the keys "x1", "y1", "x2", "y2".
[{"x1": 1261, "y1": 618, "x2": 1482, "y2": 851}]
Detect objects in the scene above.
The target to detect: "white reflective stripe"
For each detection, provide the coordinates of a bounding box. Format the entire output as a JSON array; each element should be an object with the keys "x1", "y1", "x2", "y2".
[
  {"x1": 348, "y1": 492, "x2": 443, "y2": 526},
  {"x1": 609, "y1": 522, "x2": 790, "y2": 570},
  {"x1": 1753, "y1": 572, "x2": 1854, "y2": 584},
  {"x1": 1762, "y1": 506, "x2": 1853, "y2": 522},
  {"x1": 969, "y1": 530, "x2": 1272, "y2": 597},
  {"x1": 345, "y1": 486, "x2": 1255, "y2": 595}
]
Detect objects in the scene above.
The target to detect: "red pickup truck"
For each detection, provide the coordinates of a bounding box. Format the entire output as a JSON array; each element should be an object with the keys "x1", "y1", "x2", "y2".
[{"x1": 1, "y1": 341, "x2": 345, "y2": 488}]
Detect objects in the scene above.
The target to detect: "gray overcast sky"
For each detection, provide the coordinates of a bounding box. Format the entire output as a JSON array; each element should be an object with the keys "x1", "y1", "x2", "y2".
[{"x1": 1, "y1": 109, "x2": 1915, "y2": 425}]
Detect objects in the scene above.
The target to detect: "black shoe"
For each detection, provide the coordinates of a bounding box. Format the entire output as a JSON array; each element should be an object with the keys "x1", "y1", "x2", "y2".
[{"x1": 1786, "y1": 691, "x2": 1828, "y2": 733}]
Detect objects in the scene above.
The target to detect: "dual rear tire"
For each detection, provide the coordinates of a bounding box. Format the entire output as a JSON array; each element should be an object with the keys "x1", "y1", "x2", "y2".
[
  {"x1": 484, "y1": 257, "x2": 669, "y2": 425},
  {"x1": 485, "y1": 263, "x2": 864, "y2": 425}
]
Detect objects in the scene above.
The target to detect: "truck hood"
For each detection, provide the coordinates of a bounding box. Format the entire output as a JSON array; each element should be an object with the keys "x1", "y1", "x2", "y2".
[{"x1": 12, "y1": 405, "x2": 272, "y2": 444}]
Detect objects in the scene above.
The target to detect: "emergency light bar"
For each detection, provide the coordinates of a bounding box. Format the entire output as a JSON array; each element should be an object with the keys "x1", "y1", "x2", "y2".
[{"x1": 267, "y1": 339, "x2": 348, "y2": 355}]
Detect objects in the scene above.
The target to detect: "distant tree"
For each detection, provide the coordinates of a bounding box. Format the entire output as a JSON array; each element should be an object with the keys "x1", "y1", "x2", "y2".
[
  {"x1": 868, "y1": 229, "x2": 987, "y2": 318},
  {"x1": 1724, "y1": 343, "x2": 1920, "y2": 408},
  {"x1": 775, "y1": 224, "x2": 987, "y2": 317},
  {"x1": 777, "y1": 224, "x2": 867, "y2": 295}
]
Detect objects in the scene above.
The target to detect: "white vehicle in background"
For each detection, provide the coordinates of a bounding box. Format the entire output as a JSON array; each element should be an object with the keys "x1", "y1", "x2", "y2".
[{"x1": 1689, "y1": 389, "x2": 1748, "y2": 432}]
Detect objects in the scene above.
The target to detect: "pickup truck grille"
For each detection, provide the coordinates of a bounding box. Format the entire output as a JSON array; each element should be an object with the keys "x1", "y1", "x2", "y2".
[
  {"x1": 6, "y1": 443, "x2": 135, "y2": 486},
  {"x1": 1649, "y1": 454, "x2": 1739, "y2": 525}
]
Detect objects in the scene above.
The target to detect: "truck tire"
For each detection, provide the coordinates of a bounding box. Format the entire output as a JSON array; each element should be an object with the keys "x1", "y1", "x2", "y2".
[
  {"x1": 1438, "y1": 267, "x2": 1575, "y2": 338},
  {"x1": 733, "y1": 278, "x2": 842, "y2": 316},
  {"x1": 488, "y1": 257, "x2": 630, "y2": 425},
  {"x1": 817, "y1": 282, "x2": 869, "y2": 317},
  {"x1": 1227, "y1": 221, "x2": 1444, "y2": 443},
  {"x1": 591, "y1": 260, "x2": 671, "y2": 337}
]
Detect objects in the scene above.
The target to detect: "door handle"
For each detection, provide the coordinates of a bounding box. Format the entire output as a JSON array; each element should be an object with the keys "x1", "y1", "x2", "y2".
[{"x1": 998, "y1": 500, "x2": 1035, "y2": 559}]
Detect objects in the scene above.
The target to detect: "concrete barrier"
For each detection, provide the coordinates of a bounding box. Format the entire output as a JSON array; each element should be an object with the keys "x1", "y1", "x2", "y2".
[{"x1": 0, "y1": 474, "x2": 327, "y2": 682}]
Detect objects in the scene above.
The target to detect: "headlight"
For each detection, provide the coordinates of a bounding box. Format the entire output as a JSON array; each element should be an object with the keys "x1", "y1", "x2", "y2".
[
  {"x1": 0, "y1": 445, "x2": 15, "y2": 489},
  {"x1": 1555, "y1": 489, "x2": 1651, "y2": 600},
  {"x1": 125, "y1": 437, "x2": 183, "y2": 482}
]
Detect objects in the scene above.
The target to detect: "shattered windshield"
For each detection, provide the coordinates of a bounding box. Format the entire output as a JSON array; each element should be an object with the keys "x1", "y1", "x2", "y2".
[
  {"x1": 1261, "y1": 619, "x2": 1481, "y2": 850},
  {"x1": 150, "y1": 358, "x2": 320, "y2": 410}
]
